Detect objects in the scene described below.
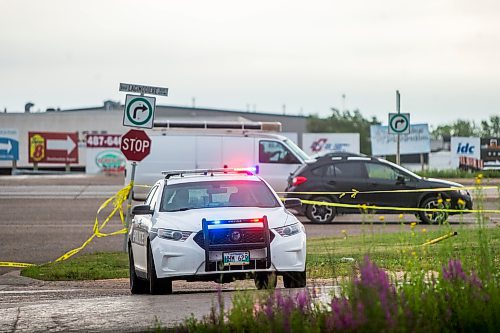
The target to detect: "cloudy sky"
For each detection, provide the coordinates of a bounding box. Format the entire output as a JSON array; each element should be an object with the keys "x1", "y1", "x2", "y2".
[{"x1": 1, "y1": 0, "x2": 499, "y2": 127}]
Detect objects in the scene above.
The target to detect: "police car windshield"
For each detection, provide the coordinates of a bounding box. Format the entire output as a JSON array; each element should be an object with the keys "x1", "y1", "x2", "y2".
[{"x1": 160, "y1": 180, "x2": 280, "y2": 212}]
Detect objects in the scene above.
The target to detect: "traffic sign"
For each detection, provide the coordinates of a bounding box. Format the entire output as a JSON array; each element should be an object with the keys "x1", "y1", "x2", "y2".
[
  {"x1": 120, "y1": 129, "x2": 151, "y2": 162},
  {"x1": 123, "y1": 94, "x2": 156, "y2": 129},
  {"x1": 28, "y1": 132, "x2": 79, "y2": 164},
  {"x1": 388, "y1": 113, "x2": 410, "y2": 134},
  {"x1": 0, "y1": 129, "x2": 19, "y2": 161},
  {"x1": 119, "y1": 83, "x2": 169, "y2": 97}
]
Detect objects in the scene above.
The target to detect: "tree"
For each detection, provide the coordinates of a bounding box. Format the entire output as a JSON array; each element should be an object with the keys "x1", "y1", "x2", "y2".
[
  {"x1": 480, "y1": 115, "x2": 500, "y2": 137},
  {"x1": 431, "y1": 116, "x2": 499, "y2": 139},
  {"x1": 307, "y1": 108, "x2": 381, "y2": 155}
]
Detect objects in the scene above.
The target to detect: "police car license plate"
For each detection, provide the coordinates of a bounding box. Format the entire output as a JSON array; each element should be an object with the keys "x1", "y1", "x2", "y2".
[{"x1": 223, "y1": 251, "x2": 250, "y2": 266}]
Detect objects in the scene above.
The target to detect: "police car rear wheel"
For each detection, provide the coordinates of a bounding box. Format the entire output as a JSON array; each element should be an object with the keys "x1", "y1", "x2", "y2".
[
  {"x1": 254, "y1": 272, "x2": 277, "y2": 290},
  {"x1": 283, "y1": 271, "x2": 306, "y2": 288},
  {"x1": 147, "y1": 244, "x2": 172, "y2": 295}
]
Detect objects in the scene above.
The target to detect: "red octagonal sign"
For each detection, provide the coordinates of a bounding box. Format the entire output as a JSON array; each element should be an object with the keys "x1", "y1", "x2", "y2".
[{"x1": 120, "y1": 129, "x2": 151, "y2": 162}]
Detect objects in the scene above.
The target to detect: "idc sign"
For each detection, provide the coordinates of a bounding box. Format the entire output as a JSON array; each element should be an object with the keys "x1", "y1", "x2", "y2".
[{"x1": 451, "y1": 137, "x2": 481, "y2": 167}]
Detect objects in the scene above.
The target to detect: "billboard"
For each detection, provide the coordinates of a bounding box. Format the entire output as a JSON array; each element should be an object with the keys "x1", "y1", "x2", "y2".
[
  {"x1": 86, "y1": 134, "x2": 126, "y2": 174},
  {"x1": 370, "y1": 124, "x2": 430, "y2": 156},
  {"x1": 28, "y1": 132, "x2": 79, "y2": 164},
  {"x1": 481, "y1": 137, "x2": 500, "y2": 170},
  {"x1": 450, "y1": 137, "x2": 481, "y2": 168},
  {"x1": 302, "y1": 133, "x2": 360, "y2": 156},
  {"x1": 0, "y1": 128, "x2": 19, "y2": 161}
]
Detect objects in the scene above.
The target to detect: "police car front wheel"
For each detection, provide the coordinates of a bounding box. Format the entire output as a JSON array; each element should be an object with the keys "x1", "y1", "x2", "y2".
[
  {"x1": 254, "y1": 272, "x2": 277, "y2": 290},
  {"x1": 283, "y1": 271, "x2": 306, "y2": 288},
  {"x1": 128, "y1": 246, "x2": 149, "y2": 294},
  {"x1": 147, "y1": 244, "x2": 172, "y2": 295}
]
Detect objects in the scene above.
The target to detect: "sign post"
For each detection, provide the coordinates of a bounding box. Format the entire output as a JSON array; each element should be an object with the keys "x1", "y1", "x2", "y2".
[
  {"x1": 120, "y1": 129, "x2": 152, "y2": 251},
  {"x1": 388, "y1": 91, "x2": 410, "y2": 165},
  {"x1": 119, "y1": 82, "x2": 168, "y2": 251}
]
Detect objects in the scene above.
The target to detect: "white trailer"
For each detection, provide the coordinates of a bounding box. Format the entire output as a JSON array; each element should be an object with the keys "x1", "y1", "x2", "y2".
[{"x1": 126, "y1": 121, "x2": 310, "y2": 198}]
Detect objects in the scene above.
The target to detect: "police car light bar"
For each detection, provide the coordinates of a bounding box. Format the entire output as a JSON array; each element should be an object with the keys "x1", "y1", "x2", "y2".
[
  {"x1": 162, "y1": 167, "x2": 258, "y2": 179},
  {"x1": 207, "y1": 217, "x2": 264, "y2": 225}
]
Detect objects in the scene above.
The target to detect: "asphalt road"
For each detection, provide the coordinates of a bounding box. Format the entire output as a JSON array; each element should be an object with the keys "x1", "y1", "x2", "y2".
[{"x1": 0, "y1": 174, "x2": 498, "y2": 332}]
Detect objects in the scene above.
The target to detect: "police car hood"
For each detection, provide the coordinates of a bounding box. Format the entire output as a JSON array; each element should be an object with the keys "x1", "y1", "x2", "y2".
[{"x1": 154, "y1": 207, "x2": 293, "y2": 232}]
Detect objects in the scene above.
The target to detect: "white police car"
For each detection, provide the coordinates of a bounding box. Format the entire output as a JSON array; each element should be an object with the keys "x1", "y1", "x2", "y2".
[{"x1": 128, "y1": 168, "x2": 307, "y2": 294}]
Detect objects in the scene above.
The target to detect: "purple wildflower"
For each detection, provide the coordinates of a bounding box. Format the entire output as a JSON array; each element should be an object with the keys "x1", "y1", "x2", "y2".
[
  {"x1": 295, "y1": 289, "x2": 310, "y2": 314},
  {"x1": 442, "y1": 259, "x2": 467, "y2": 281}
]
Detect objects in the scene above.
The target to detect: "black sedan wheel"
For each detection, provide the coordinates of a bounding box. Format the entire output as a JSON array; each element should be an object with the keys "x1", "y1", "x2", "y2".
[
  {"x1": 418, "y1": 197, "x2": 449, "y2": 224},
  {"x1": 305, "y1": 196, "x2": 336, "y2": 224}
]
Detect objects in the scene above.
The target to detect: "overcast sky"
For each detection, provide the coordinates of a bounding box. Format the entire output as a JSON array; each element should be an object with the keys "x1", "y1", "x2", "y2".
[{"x1": 1, "y1": 0, "x2": 499, "y2": 127}]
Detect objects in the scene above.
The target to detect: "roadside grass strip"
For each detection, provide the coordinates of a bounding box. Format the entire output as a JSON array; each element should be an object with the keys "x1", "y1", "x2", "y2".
[{"x1": 21, "y1": 252, "x2": 128, "y2": 281}]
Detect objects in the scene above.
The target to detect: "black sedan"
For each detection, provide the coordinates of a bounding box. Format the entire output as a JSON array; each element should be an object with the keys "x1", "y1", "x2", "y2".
[{"x1": 285, "y1": 153, "x2": 473, "y2": 224}]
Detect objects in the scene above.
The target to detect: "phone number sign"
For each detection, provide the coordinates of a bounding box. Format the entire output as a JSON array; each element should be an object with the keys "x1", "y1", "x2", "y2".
[{"x1": 86, "y1": 134, "x2": 121, "y2": 148}]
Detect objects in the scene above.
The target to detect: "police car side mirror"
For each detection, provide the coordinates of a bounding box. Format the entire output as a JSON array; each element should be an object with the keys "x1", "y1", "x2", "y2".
[
  {"x1": 132, "y1": 204, "x2": 154, "y2": 215},
  {"x1": 284, "y1": 198, "x2": 302, "y2": 209},
  {"x1": 396, "y1": 175, "x2": 406, "y2": 185}
]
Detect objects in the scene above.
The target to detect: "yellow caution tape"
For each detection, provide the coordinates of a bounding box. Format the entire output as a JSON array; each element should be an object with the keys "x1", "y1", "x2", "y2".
[
  {"x1": 421, "y1": 232, "x2": 457, "y2": 246},
  {"x1": 0, "y1": 262, "x2": 35, "y2": 268},
  {"x1": 299, "y1": 199, "x2": 500, "y2": 214},
  {"x1": 277, "y1": 185, "x2": 498, "y2": 196},
  {"x1": 0, "y1": 183, "x2": 132, "y2": 268}
]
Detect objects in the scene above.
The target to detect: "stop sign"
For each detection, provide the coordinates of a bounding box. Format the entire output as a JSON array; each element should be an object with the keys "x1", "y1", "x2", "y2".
[{"x1": 120, "y1": 129, "x2": 151, "y2": 162}]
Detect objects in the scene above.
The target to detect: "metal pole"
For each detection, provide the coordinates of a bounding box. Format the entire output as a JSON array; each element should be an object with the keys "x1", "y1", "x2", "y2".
[
  {"x1": 396, "y1": 90, "x2": 401, "y2": 165},
  {"x1": 123, "y1": 161, "x2": 137, "y2": 252},
  {"x1": 11, "y1": 160, "x2": 17, "y2": 175}
]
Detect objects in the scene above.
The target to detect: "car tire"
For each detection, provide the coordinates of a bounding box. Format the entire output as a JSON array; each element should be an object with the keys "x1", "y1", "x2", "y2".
[
  {"x1": 147, "y1": 244, "x2": 172, "y2": 295},
  {"x1": 254, "y1": 272, "x2": 277, "y2": 290},
  {"x1": 305, "y1": 196, "x2": 336, "y2": 224},
  {"x1": 418, "y1": 197, "x2": 449, "y2": 225},
  {"x1": 129, "y1": 245, "x2": 149, "y2": 294},
  {"x1": 283, "y1": 270, "x2": 306, "y2": 288}
]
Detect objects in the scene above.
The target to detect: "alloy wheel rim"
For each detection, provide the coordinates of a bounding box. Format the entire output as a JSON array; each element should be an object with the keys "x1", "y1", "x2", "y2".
[
  {"x1": 312, "y1": 204, "x2": 333, "y2": 222},
  {"x1": 425, "y1": 200, "x2": 447, "y2": 223}
]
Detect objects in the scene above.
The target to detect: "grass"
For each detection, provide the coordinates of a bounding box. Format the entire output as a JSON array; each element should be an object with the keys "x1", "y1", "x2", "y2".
[
  {"x1": 20, "y1": 252, "x2": 128, "y2": 281},
  {"x1": 20, "y1": 226, "x2": 500, "y2": 281},
  {"x1": 307, "y1": 225, "x2": 500, "y2": 279}
]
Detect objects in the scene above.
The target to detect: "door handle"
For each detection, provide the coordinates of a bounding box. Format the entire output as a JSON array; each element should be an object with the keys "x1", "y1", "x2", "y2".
[{"x1": 328, "y1": 180, "x2": 336, "y2": 185}]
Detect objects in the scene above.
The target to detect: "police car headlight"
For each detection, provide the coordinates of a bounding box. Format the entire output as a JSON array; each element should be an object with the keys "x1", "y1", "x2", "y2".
[
  {"x1": 157, "y1": 228, "x2": 192, "y2": 241},
  {"x1": 458, "y1": 189, "x2": 468, "y2": 196},
  {"x1": 274, "y1": 223, "x2": 302, "y2": 237}
]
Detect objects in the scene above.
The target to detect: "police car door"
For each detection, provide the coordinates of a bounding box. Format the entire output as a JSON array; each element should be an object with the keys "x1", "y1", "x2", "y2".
[{"x1": 131, "y1": 184, "x2": 159, "y2": 272}]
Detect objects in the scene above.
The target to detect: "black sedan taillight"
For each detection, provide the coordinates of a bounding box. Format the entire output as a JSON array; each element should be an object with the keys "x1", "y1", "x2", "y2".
[{"x1": 292, "y1": 176, "x2": 308, "y2": 187}]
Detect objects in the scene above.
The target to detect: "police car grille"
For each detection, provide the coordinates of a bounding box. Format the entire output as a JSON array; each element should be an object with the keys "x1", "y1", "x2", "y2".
[{"x1": 193, "y1": 230, "x2": 275, "y2": 249}]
